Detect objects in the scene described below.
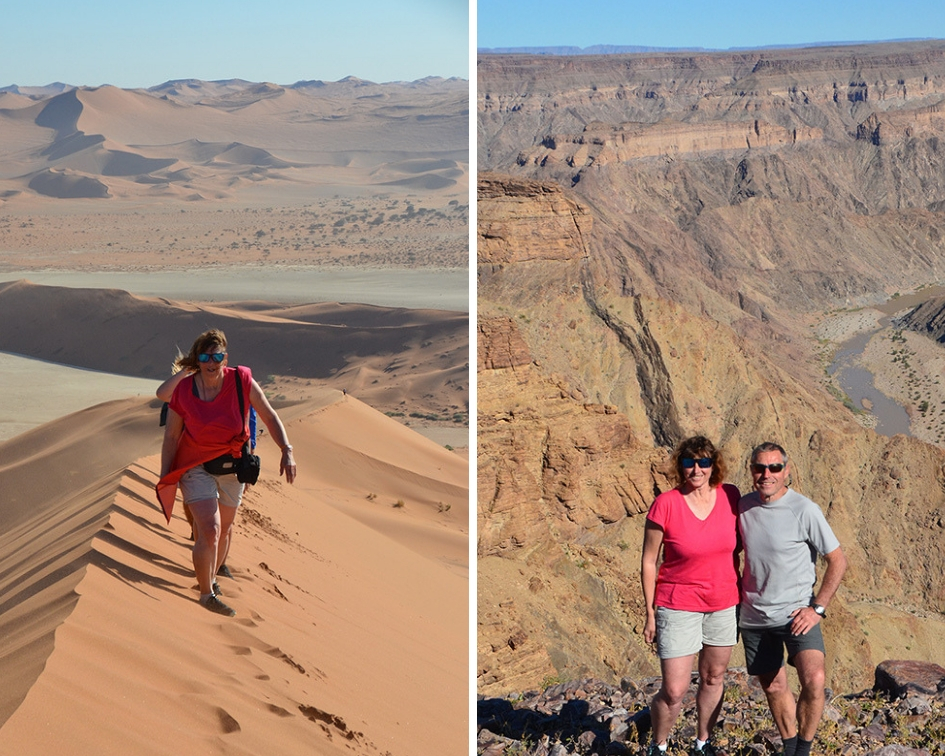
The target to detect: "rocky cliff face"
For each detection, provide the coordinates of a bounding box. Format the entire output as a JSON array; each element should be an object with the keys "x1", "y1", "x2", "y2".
[
  {"x1": 479, "y1": 42, "x2": 945, "y2": 164},
  {"x1": 477, "y1": 165, "x2": 945, "y2": 696},
  {"x1": 900, "y1": 294, "x2": 945, "y2": 342},
  {"x1": 480, "y1": 41, "x2": 945, "y2": 338}
]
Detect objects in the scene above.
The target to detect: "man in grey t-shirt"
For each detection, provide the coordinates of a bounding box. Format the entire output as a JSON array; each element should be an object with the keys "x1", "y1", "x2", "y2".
[{"x1": 738, "y1": 442, "x2": 847, "y2": 756}]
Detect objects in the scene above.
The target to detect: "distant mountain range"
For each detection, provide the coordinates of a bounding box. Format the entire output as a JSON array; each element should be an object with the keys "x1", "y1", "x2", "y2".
[
  {"x1": 478, "y1": 38, "x2": 934, "y2": 55},
  {"x1": 0, "y1": 76, "x2": 467, "y2": 98}
]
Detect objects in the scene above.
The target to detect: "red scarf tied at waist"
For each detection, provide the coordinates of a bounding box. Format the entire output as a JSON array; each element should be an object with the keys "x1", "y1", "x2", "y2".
[{"x1": 155, "y1": 365, "x2": 252, "y2": 523}]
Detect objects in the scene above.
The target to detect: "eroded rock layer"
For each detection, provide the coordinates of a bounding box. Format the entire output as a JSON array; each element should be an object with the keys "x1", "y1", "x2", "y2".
[{"x1": 478, "y1": 53, "x2": 945, "y2": 697}]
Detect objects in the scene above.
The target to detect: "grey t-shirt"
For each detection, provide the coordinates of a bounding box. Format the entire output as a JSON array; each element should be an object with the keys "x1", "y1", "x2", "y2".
[{"x1": 738, "y1": 488, "x2": 841, "y2": 628}]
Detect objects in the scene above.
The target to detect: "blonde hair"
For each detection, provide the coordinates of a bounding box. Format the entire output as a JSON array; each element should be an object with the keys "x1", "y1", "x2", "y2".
[{"x1": 173, "y1": 329, "x2": 227, "y2": 372}]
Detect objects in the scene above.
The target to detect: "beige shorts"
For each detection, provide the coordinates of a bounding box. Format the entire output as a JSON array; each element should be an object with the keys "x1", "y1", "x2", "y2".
[
  {"x1": 179, "y1": 465, "x2": 244, "y2": 508},
  {"x1": 655, "y1": 605, "x2": 738, "y2": 659}
]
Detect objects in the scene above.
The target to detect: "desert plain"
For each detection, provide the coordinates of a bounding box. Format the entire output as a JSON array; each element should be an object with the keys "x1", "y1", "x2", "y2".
[{"x1": 0, "y1": 76, "x2": 469, "y2": 755}]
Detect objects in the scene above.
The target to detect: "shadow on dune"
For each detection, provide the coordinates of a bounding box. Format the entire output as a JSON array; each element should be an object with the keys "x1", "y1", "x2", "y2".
[
  {"x1": 0, "y1": 399, "x2": 164, "y2": 726},
  {"x1": 94, "y1": 522, "x2": 191, "y2": 582},
  {"x1": 87, "y1": 547, "x2": 190, "y2": 601},
  {"x1": 0, "y1": 280, "x2": 466, "y2": 383},
  {"x1": 27, "y1": 169, "x2": 109, "y2": 198}
]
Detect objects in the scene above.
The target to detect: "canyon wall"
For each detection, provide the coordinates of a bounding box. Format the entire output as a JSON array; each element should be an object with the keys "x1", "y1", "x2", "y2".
[{"x1": 478, "y1": 43, "x2": 945, "y2": 695}]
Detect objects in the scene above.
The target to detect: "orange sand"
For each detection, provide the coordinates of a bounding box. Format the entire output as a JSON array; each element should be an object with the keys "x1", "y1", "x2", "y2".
[{"x1": 0, "y1": 392, "x2": 467, "y2": 755}]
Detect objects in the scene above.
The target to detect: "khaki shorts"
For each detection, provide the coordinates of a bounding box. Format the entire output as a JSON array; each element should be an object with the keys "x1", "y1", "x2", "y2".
[
  {"x1": 655, "y1": 605, "x2": 738, "y2": 659},
  {"x1": 179, "y1": 465, "x2": 244, "y2": 508}
]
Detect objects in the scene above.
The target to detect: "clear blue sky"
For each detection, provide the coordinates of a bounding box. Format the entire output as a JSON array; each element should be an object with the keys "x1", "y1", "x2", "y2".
[
  {"x1": 478, "y1": 0, "x2": 945, "y2": 51},
  {"x1": 3, "y1": 0, "x2": 469, "y2": 89}
]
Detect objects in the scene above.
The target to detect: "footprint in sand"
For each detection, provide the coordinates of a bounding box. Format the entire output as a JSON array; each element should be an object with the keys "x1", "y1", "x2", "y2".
[
  {"x1": 298, "y1": 705, "x2": 364, "y2": 743},
  {"x1": 218, "y1": 604, "x2": 327, "y2": 686},
  {"x1": 215, "y1": 707, "x2": 241, "y2": 734},
  {"x1": 265, "y1": 646, "x2": 306, "y2": 674}
]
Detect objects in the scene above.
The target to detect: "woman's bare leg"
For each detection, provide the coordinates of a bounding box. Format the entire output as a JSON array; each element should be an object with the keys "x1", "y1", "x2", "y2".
[{"x1": 188, "y1": 498, "x2": 221, "y2": 596}]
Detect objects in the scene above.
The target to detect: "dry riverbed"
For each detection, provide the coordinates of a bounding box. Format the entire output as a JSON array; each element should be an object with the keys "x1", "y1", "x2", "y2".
[
  {"x1": 860, "y1": 327, "x2": 945, "y2": 446},
  {"x1": 814, "y1": 307, "x2": 945, "y2": 446}
]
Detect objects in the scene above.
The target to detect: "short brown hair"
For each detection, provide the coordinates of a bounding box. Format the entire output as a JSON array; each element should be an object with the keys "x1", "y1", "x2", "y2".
[{"x1": 670, "y1": 435, "x2": 727, "y2": 488}]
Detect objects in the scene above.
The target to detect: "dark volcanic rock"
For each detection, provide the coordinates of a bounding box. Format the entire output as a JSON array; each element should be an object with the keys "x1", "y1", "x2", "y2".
[
  {"x1": 479, "y1": 663, "x2": 945, "y2": 756},
  {"x1": 874, "y1": 660, "x2": 945, "y2": 697}
]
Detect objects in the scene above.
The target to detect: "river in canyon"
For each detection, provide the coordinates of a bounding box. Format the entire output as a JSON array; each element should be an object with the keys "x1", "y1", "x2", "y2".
[
  {"x1": 827, "y1": 286, "x2": 945, "y2": 438},
  {"x1": 828, "y1": 325, "x2": 910, "y2": 435}
]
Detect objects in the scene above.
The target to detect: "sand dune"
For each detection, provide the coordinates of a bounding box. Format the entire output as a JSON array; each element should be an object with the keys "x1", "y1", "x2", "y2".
[
  {"x1": 288, "y1": 397, "x2": 469, "y2": 572},
  {"x1": 0, "y1": 78, "x2": 468, "y2": 273},
  {"x1": 0, "y1": 70, "x2": 469, "y2": 752},
  {"x1": 28, "y1": 168, "x2": 109, "y2": 198},
  {"x1": 0, "y1": 390, "x2": 467, "y2": 755},
  {"x1": 0, "y1": 273, "x2": 469, "y2": 753},
  {"x1": 0, "y1": 91, "x2": 42, "y2": 108},
  {"x1": 0, "y1": 79, "x2": 468, "y2": 204},
  {"x1": 0, "y1": 280, "x2": 468, "y2": 423}
]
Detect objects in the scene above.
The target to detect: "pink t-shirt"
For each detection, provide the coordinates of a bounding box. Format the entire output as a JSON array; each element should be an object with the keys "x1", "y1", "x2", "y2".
[
  {"x1": 155, "y1": 365, "x2": 252, "y2": 522},
  {"x1": 646, "y1": 483, "x2": 741, "y2": 612}
]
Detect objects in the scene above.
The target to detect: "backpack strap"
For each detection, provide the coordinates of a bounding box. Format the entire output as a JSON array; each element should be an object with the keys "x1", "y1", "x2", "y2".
[
  {"x1": 234, "y1": 368, "x2": 255, "y2": 456},
  {"x1": 234, "y1": 367, "x2": 247, "y2": 432}
]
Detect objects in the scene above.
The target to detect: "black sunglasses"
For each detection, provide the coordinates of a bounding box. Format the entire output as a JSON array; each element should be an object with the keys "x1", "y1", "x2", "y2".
[
  {"x1": 750, "y1": 463, "x2": 785, "y2": 474},
  {"x1": 681, "y1": 457, "x2": 713, "y2": 469},
  {"x1": 197, "y1": 352, "x2": 226, "y2": 363}
]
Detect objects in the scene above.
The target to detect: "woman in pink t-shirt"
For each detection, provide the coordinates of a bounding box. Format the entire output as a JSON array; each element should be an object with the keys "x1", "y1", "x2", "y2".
[
  {"x1": 640, "y1": 436, "x2": 740, "y2": 756},
  {"x1": 156, "y1": 329, "x2": 298, "y2": 618}
]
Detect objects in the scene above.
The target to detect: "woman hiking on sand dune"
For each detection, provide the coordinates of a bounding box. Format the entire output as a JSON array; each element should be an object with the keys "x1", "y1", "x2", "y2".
[{"x1": 156, "y1": 329, "x2": 297, "y2": 617}]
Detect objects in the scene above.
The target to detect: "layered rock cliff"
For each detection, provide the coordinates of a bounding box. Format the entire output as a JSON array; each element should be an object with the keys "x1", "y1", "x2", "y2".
[
  {"x1": 480, "y1": 41, "x2": 945, "y2": 337},
  {"x1": 477, "y1": 165, "x2": 945, "y2": 696}
]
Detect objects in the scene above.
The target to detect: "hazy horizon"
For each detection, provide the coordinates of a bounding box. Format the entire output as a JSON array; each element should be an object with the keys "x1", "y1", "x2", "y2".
[
  {"x1": 0, "y1": 74, "x2": 470, "y2": 91},
  {"x1": 478, "y1": 0, "x2": 945, "y2": 53},
  {"x1": 3, "y1": 0, "x2": 469, "y2": 89}
]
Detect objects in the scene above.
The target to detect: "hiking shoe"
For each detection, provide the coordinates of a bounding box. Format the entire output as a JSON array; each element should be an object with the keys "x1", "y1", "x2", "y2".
[
  {"x1": 645, "y1": 745, "x2": 666, "y2": 756},
  {"x1": 203, "y1": 595, "x2": 236, "y2": 617},
  {"x1": 217, "y1": 563, "x2": 234, "y2": 579},
  {"x1": 691, "y1": 744, "x2": 719, "y2": 756},
  {"x1": 212, "y1": 581, "x2": 223, "y2": 596}
]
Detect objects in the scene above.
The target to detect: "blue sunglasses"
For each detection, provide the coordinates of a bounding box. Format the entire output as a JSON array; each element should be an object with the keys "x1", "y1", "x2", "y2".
[
  {"x1": 197, "y1": 352, "x2": 226, "y2": 363},
  {"x1": 681, "y1": 457, "x2": 713, "y2": 469}
]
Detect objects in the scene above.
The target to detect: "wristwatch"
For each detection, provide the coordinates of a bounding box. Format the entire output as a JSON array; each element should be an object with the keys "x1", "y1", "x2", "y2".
[{"x1": 810, "y1": 602, "x2": 827, "y2": 617}]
